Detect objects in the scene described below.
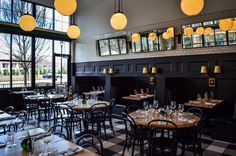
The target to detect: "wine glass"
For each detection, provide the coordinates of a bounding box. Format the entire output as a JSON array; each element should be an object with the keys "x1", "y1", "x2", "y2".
[
  {"x1": 170, "y1": 101, "x2": 177, "y2": 112},
  {"x1": 92, "y1": 86, "x2": 96, "y2": 91},
  {"x1": 146, "y1": 88, "x2": 150, "y2": 94},
  {"x1": 43, "y1": 132, "x2": 54, "y2": 155},
  {"x1": 178, "y1": 104, "x2": 184, "y2": 114},
  {"x1": 134, "y1": 89, "x2": 138, "y2": 95},
  {"x1": 140, "y1": 88, "x2": 144, "y2": 94},
  {"x1": 153, "y1": 100, "x2": 159, "y2": 109},
  {"x1": 143, "y1": 101, "x2": 149, "y2": 110}
]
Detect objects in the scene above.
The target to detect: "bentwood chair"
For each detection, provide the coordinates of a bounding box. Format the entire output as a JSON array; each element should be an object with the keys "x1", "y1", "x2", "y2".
[
  {"x1": 148, "y1": 119, "x2": 178, "y2": 156},
  {"x1": 24, "y1": 96, "x2": 38, "y2": 121},
  {"x1": 36, "y1": 96, "x2": 54, "y2": 124},
  {"x1": 176, "y1": 107, "x2": 204, "y2": 156},
  {"x1": 48, "y1": 124, "x2": 69, "y2": 140},
  {"x1": 122, "y1": 112, "x2": 149, "y2": 156},
  {"x1": 86, "y1": 103, "x2": 108, "y2": 140},
  {"x1": 76, "y1": 133, "x2": 104, "y2": 156},
  {"x1": 105, "y1": 99, "x2": 116, "y2": 135},
  {"x1": 4, "y1": 106, "x2": 14, "y2": 115}
]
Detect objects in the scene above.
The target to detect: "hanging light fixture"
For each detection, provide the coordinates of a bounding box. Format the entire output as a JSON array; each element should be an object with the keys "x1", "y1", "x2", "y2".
[
  {"x1": 183, "y1": 27, "x2": 193, "y2": 36},
  {"x1": 19, "y1": 2, "x2": 36, "y2": 32},
  {"x1": 54, "y1": 0, "x2": 77, "y2": 16},
  {"x1": 19, "y1": 14, "x2": 36, "y2": 32},
  {"x1": 67, "y1": 25, "x2": 81, "y2": 39},
  {"x1": 204, "y1": 27, "x2": 214, "y2": 35},
  {"x1": 132, "y1": 33, "x2": 141, "y2": 42},
  {"x1": 167, "y1": 27, "x2": 174, "y2": 38},
  {"x1": 230, "y1": 20, "x2": 236, "y2": 31},
  {"x1": 219, "y1": 18, "x2": 233, "y2": 31},
  {"x1": 110, "y1": 0, "x2": 128, "y2": 30},
  {"x1": 181, "y1": 0, "x2": 204, "y2": 16},
  {"x1": 195, "y1": 27, "x2": 205, "y2": 35},
  {"x1": 162, "y1": 32, "x2": 170, "y2": 40},
  {"x1": 148, "y1": 32, "x2": 157, "y2": 41}
]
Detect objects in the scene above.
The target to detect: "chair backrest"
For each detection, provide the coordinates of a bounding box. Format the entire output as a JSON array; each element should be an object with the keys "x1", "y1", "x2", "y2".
[
  {"x1": 148, "y1": 119, "x2": 177, "y2": 151},
  {"x1": 76, "y1": 133, "x2": 103, "y2": 155},
  {"x1": 126, "y1": 104, "x2": 142, "y2": 113},
  {"x1": 89, "y1": 103, "x2": 108, "y2": 121},
  {"x1": 16, "y1": 110, "x2": 27, "y2": 119},
  {"x1": 108, "y1": 98, "x2": 116, "y2": 114},
  {"x1": 57, "y1": 104, "x2": 75, "y2": 119},
  {"x1": 4, "y1": 106, "x2": 14, "y2": 115},
  {"x1": 48, "y1": 124, "x2": 69, "y2": 140},
  {"x1": 36, "y1": 96, "x2": 52, "y2": 108},
  {"x1": 122, "y1": 112, "x2": 137, "y2": 136},
  {"x1": 186, "y1": 107, "x2": 203, "y2": 119}
]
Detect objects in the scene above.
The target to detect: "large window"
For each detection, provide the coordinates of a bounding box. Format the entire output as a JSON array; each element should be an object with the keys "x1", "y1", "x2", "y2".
[{"x1": 0, "y1": 1, "x2": 71, "y2": 89}]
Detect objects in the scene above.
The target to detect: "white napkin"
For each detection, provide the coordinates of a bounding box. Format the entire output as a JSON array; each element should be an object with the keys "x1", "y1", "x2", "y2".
[{"x1": 178, "y1": 117, "x2": 194, "y2": 123}]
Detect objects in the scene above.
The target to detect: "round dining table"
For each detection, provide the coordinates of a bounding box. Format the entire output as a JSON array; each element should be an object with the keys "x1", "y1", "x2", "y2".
[
  {"x1": 129, "y1": 109, "x2": 200, "y2": 128},
  {"x1": 26, "y1": 94, "x2": 65, "y2": 100}
]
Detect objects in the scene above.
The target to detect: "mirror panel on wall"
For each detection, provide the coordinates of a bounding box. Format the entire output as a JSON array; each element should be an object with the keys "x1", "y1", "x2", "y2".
[
  {"x1": 131, "y1": 27, "x2": 175, "y2": 53},
  {"x1": 182, "y1": 17, "x2": 236, "y2": 49},
  {"x1": 97, "y1": 36, "x2": 128, "y2": 56}
]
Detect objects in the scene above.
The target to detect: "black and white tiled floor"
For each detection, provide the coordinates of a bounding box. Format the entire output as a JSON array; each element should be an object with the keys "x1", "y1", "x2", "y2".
[{"x1": 29, "y1": 118, "x2": 236, "y2": 156}]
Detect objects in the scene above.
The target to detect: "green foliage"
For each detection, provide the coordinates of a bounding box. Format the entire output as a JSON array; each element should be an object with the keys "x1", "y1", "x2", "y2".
[{"x1": 3, "y1": 69, "x2": 9, "y2": 75}]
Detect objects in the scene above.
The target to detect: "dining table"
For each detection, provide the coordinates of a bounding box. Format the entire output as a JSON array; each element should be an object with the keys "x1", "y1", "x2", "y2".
[
  {"x1": 129, "y1": 109, "x2": 200, "y2": 128},
  {"x1": 0, "y1": 111, "x2": 15, "y2": 121},
  {"x1": 184, "y1": 99, "x2": 224, "y2": 109},
  {"x1": 26, "y1": 94, "x2": 65, "y2": 101},
  {"x1": 0, "y1": 128, "x2": 98, "y2": 156}
]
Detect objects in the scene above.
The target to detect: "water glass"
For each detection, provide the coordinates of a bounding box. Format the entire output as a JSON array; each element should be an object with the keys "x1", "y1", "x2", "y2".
[
  {"x1": 5, "y1": 132, "x2": 16, "y2": 148},
  {"x1": 178, "y1": 104, "x2": 184, "y2": 113},
  {"x1": 143, "y1": 101, "x2": 149, "y2": 110},
  {"x1": 134, "y1": 89, "x2": 138, "y2": 95},
  {"x1": 170, "y1": 101, "x2": 176, "y2": 112},
  {"x1": 140, "y1": 88, "x2": 144, "y2": 94},
  {"x1": 43, "y1": 132, "x2": 54, "y2": 154},
  {"x1": 153, "y1": 100, "x2": 159, "y2": 109}
]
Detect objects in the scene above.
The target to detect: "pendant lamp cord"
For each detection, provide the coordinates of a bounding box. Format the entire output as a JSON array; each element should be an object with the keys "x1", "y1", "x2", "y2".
[{"x1": 114, "y1": 0, "x2": 123, "y2": 13}]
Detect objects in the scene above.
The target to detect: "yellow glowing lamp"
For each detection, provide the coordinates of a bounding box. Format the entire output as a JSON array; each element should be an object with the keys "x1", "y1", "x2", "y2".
[
  {"x1": 148, "y1": 32, "x2": 157, "y2": 41},
  {"x1": 230, "y1": 20, "x2": 236, "y2": 31},
  {"x1": 54, "y1": 0, "x2": 77, "y2": 16},
  {"x1": 214, "y1": 65, "x2": 222, "y2": 74},
  {"x1": 195, "y1": 27, "x2": 205, "y2": 35},
  {"x1": 67, "y1": 25, "x2": 81, "y2": 39},
  {"x1": 219, "y1": 18, "x2": 233, "y2": 31},
  {"x1": 200, "y1": 66, "x2": 208, "y2": 74},
  {"x1": 19, "y1": 14, "x2": 36, "y2": 32},
  {"x1": 132, "y1": 33, "x2": 141, "y2": 42},
  {"x1": 183, "y1": 27, "x2": 193, "y2": 36},
  {"x1": 204, "y1": 27, "x2": 214, "y2": 35},
  {"x1": 162, "y1": 32, "x2": 170, "y2": 40},
  {"x1": 110, "y1": 12, "x2": 128, "y2": 30},
  {"x1": 181, "y1": 0, "x2": 204, "y2": 16},
  {"x1": 143, "y1": 67, "x2": 148, "y2": 74},
  {"x1": 167, "y1": 27, "x2": 174, "y2": 38}
]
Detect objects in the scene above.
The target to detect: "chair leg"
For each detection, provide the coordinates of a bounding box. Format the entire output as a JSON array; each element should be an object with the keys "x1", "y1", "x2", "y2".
[
  {"x1": 109, "y1": 118, "x2": 115, "y2": 135},
  {"x1": 181, "y1": 143, "x2": 185, "y2": 156},
  {"x1": 122, "y1": 135, "x2": 128, "y2": 156},
  {"x1": 131, "y1": 138, "x2": 136, "y2": 156},
  {"x1": 103, "y1": 122, "x2": 107, "y2": 140}
]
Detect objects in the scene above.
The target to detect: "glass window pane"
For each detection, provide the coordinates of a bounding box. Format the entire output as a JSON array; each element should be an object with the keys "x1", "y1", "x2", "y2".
[
  {"x1": 36, "y1": 5, "x2": 53, "y2": 30},
  {"x1": 99, "y1": 40, "x2": 109, "y2": 56},
  {"x1": 0, "y1": 61, "x2": 10, "y2": 88},
  {"x1": 159, "y1": 34, "x2": 174, "y2": 51},
  {"x1": 54, "y1": 41, "x2": 70, "y2": 54},
  {"x1": 192, "y1": 34, "x2": 203, "y2": 48},
  {"x1": 35, "y1": 38, "x2": 53, "y2": 87},
  {"x1": 13, "y1": 0, "x2": 32, "y2": 24},
  {"x1": 0, "y1": 0, "x2": 12, "y2": 22},
  {"x1": 204, "y1": 33, "x2": 215, "y2": 47},
  {"x1": 215, "y1": 29, "x2": 227, "y2": 46},
  {"x1": 183, "y1": 36, "x2": 192, "y2": 48},
  {"x1": 110, "y1": 39, "x2": 119, "y2": 55},
  {"x1": 228, "y1": 30, "x2": 236, "y2": 45},
  {"x1": 12, "y1": 35, "x2": 32, "y2": 61},
  {"x1": 0, "y1": 33, "x2": 10, "y2": 60},
  {"x1": 141, "y1": 37, "x2": 148, "y2": 51},
  {"x1": 119, "y1": 38, "x2": 127, "y2": 54},
  {"x1": 55, "y1": 57, "x2": 68, "y2": 85},
  {"x1": 12, "y1": 62, "x2": 31, "y2": 88},
  {"x1": 54, "y1": 11, "x2": 69, "y2": 32},
  {"x1": 132, "y1": 41, "x2": 141, "y2": 53}
]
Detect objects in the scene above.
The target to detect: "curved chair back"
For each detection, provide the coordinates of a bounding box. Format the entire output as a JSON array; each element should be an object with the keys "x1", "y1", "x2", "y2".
[
  {"x1": 4, "y1": 106, "x2": 14, "y2": 115},
  {"x1": 122, "y1": 112, "x2": 137, "y2": 136},
  {"x1": 76, "y1": 133, "x2": 103, "y2": 155},
  {"x1": 186, "y1": 107, "x2": 203, "y2": 119},
  {"x1": 126, "y1": 105, "x2": 142, "y2": 113},
  {"x1": 89, "y1": 103, "x2": 108, "y2": 122},
  {"x1": 48, "y1": 124, "x2": 69, "y2": 140}
]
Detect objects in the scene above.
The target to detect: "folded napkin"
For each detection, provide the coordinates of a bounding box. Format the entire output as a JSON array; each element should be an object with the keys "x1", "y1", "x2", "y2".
[
  {"x1": 178, "y1": 117, "x2": 194, "y2": 123},
  {"x1": 58, "y1": 146, "x2": 83, "y2": 156}
]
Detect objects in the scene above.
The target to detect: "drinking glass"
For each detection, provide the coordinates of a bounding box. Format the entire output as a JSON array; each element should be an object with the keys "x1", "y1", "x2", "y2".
[
  {"x1": 153, "y1": 100, "x2": 159, "y2": 109},
  {"x1": 178, "y1": 104, "x2": 184, "y2": 113},
  {"x1": 170, "y1": 101, "x2": 176, "y2": 112},
  {"x1": 140, "y1": 88, "x2": 144, "y2": 94},
  {"x1": 134, "y1": 89, "x2": 138, "y2": 95},
  {"x1": 143, "y1": 101, "x2": 149, "y2": 110},
  {"x1": 92, "y1": 86, "x2": 96, "y2": 91},
  {"x1": 97, "y1": 86, "x2": 100, "y2": 91},
  {"x1": 146, "y1": 88, "x2": 150, "y2": 94},
  {"x1": 100, "y1": 86, "x2": 104, "y2": 90},
  {"x1": 43, "y1": 132, "x2": 54, "y2": 155},
  {"x1": 5, "y1": 131, "x2": 15, "y2": 148}
]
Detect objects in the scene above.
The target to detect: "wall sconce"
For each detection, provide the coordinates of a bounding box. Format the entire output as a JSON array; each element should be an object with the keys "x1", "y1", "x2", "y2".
[
  {"x1": 103, "y1": 67, "x2": 114, "y2": 76},
  {"x1": 200, "y1": 65, "x2": 222, "y2": 87},
  {"x1": 143, "y1": 67, "x2": 158, "y2": 84}
]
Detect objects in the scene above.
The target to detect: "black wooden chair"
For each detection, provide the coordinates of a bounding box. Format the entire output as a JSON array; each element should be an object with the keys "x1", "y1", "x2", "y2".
[
  {"x1": 36, "y1": 96, "x2": 54, "y2": 124},
  {"x1": 15, "y1": 110, "x2": 27, "y2": 131},
  {"x1": 105, "y1": 99, "x2": 116, "y2": 135},
  {"x1": 24, "y1": 96, "x2": 38, "y2": 121},
  {"x1": 122, "y1": 112, "x2": 149, "y2": 156},
  {"x1": 86, "y1": 103, "x2": 108, "y2": 140},
  {"x1": 176, "y1": 107, "x2": 204, "y2": 156},
  {"x1": 76, "y1": 133, "x2": 103, "y2": 156},
  {"x1": 48, "y1": 124, "x2": 69, "y2": 140},
  {"x1": 148, "y1": 119, "x2": 178, "y2": 156},
  {"x1": 4, "y1": 106, "x2": 14, "y2": 115}
]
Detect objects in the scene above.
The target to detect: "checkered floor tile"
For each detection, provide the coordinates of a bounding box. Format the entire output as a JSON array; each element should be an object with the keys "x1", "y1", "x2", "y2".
[{"x1": 27, "y1": 118, "x2": 236, "y2": 156}]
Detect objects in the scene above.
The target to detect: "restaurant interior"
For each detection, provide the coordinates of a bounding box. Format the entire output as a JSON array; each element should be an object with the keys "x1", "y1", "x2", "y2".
[{"x1": 0, "y1": 0, "x2": 236, "y2": 155}]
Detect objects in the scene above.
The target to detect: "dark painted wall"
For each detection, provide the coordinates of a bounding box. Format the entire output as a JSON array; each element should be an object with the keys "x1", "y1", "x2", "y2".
[{"x1": 74, "y1": 53, "x2": 236, "y2": 117}]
